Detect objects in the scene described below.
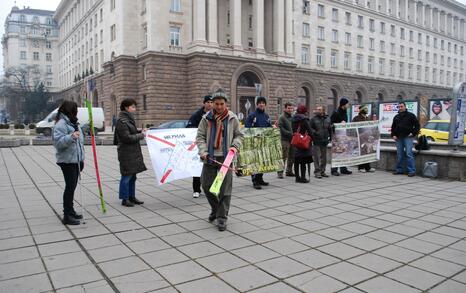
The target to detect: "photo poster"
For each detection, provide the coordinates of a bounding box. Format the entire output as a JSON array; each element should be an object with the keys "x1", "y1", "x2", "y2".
[
  {"x1": 378, "y1": 102, "x2": 418, "y2": 135},
  {"x1": 331, "y1": 121, "x2": 380, "y2": 167},
  {"x1": 351, "y1": 104, "x2": 373, "y2": 121},
  {"x1": 429, "y1": 100, "x2": 453, "y2": 121}
]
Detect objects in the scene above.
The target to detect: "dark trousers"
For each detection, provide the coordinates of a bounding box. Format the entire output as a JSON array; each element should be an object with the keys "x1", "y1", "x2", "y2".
[
  {"x1": 251, "y1": 173, "x2": 265, "y2": 185},
  {"x1": 331, "y1": 166, "x2": 349, "y2": 173},
  {"x1": 313, "y1": 144, "x2": 327, "y2": 175},
  {"x1": 294, "y1": 163, "x2": 310, "y2": 180},
  {"x1": 193, "y1": 177, "x2": 201, "y2": 193},
  {"x1": 58, "y1": 162, "x2": 83, "y2": 215},
  {"x1": 278, "y1": 140, "x2": 294, "y2": 175},
  {"x1": 358, "y1": 163, "x2": 371, "y2": 170},
  {"x1": 201, "y1": 157, "x2": 232, "y2": 220}
]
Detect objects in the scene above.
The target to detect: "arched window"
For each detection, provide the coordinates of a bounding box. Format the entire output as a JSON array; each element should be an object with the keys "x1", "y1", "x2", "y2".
[{"x1": 237, "y1": 71, "x2": 260, "y2": 87}]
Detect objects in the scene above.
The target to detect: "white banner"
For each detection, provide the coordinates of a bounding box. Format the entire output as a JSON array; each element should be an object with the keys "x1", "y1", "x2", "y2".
[
  {"x1": 379, "y1": 102, "x2": 418, "y2": 135},
  {"x1": 146, "y1": 128, "x2": 203, "y2": 185}
]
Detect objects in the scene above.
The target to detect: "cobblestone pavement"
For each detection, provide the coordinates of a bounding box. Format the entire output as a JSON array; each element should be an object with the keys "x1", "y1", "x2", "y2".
[{"x1": 1, "y1": 146, "x2": 466, "y2": 293}]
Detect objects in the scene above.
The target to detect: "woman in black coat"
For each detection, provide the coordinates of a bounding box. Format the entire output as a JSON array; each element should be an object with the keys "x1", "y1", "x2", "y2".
[
  {"x1": 114, "y1": 98, "x2": 147, "y2": 207},
  {"x1": 292, "y1": 105, "x2": 313, "y2": 183}
]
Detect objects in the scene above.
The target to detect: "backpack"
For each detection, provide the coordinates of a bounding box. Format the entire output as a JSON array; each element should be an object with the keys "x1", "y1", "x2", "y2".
[{"x1": 415, "y1": 135, "x2": 430, "y2": 152}]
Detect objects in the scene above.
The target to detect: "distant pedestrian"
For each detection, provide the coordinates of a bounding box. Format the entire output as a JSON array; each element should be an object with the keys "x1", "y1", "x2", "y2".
[
  {"x1": 196, "y1": 89, "x2": 243, "y2": 231},
  {"x1": 111, "y1": 114, "x2": 117, "y2": 132},
  {"x1": 330, "y1": 98, "x2": 353, "y2": 176},
  {"x1": 277, "y1": 102, "x2": 295, "y2": 179},
  {"x1": 292, "y1": 105, "x2": 313, "y2": 183},
  {"x1": 391, "y1": 102, "x2": 420, "y2": 177},
  {"x1": 52, "y1": 100, "x2": 85, "y2": 225},
  {"x1": 352, "y1": 105, "x2": 375, "y2": 173},
  {"x1": 309, "y1": 105, "x2": 332, "y2": 178},
  {"x1": 114, "y1": 98, "x2": 147, "y2": 207},
  {"x1": 187, "y1": 95, "x2": 213, "y2": 198},
  {"x1": 245, "y1": 96, "x2": 272, "y2": 189}
]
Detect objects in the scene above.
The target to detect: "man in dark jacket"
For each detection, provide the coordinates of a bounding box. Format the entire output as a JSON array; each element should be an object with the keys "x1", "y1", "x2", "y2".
[
  {"x1": 391, "y1": 102, "x2": 420, "y2": 177},
  {"x1": 187, "y1": 95, "x2": 212, "y2": 198},
  {"x1": 277, "y1": 102, "x2": 295, "y2": 178},
  {"x1": 245, "y1": 96, "x2": 272, "y2": 189},
  {"x1": 310, "y1": 105, "x2": 332, "y2": 178},
  {"x1": 330, "y1": 98, "x2": 353, "y2": 176},
  {"x1": 352, "y1": 104, "x2": 375, "y2": 173}
]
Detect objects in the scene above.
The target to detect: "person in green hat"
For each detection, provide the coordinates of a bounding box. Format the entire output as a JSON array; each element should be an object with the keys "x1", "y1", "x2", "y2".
[{"x1": 352, "y1": 104, "x2": 375, "y2": 173}]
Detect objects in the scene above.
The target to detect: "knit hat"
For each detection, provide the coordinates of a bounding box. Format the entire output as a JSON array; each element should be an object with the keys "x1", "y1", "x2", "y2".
[
  {"x1": 297, "y1": 105, "x2": 308, "y2": 114},
  {"x1": 203, "y1": 95, "x2": 212, "y2": 103},
  {"x1": 212, "y1": 89, "x2": 227, "y2": 101},
  {"x1": 339, "y1": 98, "x2": 349, "y2": 106},
  {"x1": 359, "y1": 104, "x2": 368, "y2": 112},
  {"x1": 256, "y1": 96, "x2": 267, "y2": 105}
]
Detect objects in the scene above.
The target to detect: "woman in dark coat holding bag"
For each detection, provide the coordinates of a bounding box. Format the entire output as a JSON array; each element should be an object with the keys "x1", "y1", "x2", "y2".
[
  {"x1": 114, "y1": 98, "x2": 147, "y2": 207},
  {"x1": 292, "y1": 105, "x2": 313, "y2": 183}
]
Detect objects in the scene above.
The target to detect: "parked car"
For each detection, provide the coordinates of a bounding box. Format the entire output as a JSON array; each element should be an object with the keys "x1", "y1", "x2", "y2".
[
  {"x1": 36, "y1": 107, "x2": 105, "y2": 136},
  {"x1": 152, "y1": 120, "x2": 188, "y2": 129},
  {"x1": 420, "y1": 120, "x2": 466, "y2": 143}
]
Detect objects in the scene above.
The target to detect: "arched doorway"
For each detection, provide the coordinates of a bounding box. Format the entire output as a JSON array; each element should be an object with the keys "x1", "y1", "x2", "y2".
[
  {"x1": 377, "y1": 92, "x2": 384, "y2": 102},
  {"x1": 328, "y1": 88, "x2": 339, "y2": 114},
  {"x1": 92, "y1": 89, "x2": 99, "y2": 107},
  {"x1": 236, "y1": 71, "x2": 261, "y2": 121},
  {"x1": 355, "y1": 91, "x2": 363, "y2": 104},
  {"x1": 297, "y1": 87, "x2": 310, "y2": 108}
]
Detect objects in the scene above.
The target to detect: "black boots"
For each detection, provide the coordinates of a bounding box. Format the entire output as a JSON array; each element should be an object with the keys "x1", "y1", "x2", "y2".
[
  {"x1": 294, "y1": 163, "x2": 310, "y2": 183},
  {"x1": 217, "y1": 218, "x2": 227, "y2": 231},
  {"x1": 63, "y1": 214, "x2": 80, "y2": 225},
  {"x1": 129, "y1": 197, "x2": 144, "y2": 205},
  {"x1": 70, "y1": 210, "x2": 83, "y2": 219},
  {"x1": 122, "y1": 199, "x2": 135, "y2": 207}
]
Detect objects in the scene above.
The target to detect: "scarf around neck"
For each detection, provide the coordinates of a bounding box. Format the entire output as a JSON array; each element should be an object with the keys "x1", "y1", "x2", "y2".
[{"x1": 213, "y1": 108, "x2": 229, "y2": 149}]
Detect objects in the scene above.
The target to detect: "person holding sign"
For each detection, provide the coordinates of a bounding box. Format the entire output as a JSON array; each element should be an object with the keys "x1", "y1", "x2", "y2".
[
  {"x1": 391, "y1": 102, "x2": 420, "y2": 177},
  {"x1": 114, "y1": 98, "x2": 147, "y2": 207},
  {"x1": 352, "y1": 105, "x2": 376, "y2": 173},
  {"x1": 330, "y1": 98, "x2": 353, "y2": 176},
  {"x1": 196, "y1": 89, "x2": 243, "y2": 231}
]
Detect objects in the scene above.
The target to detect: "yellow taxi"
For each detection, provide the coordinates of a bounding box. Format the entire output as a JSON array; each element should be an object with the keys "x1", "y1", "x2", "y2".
[{"x1": 420, "y1": 120, "x2": 466, "y2": 143}]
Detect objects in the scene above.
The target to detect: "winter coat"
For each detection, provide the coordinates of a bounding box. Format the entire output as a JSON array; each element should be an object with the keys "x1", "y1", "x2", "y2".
[
  {"x1": 292, "y1": 114, "x2": 313, "y2": 163},
  {"x1": 245, "y1": 109, "x2": 272, "y2": 128},
  {"x1": 352, "y1": 113, "x2": 370, "y2": 122},
  {"x1": 330, "y1": 107, "x2": 349, "y2": 124},
  {"x1": 390, "y1": 111, "x2": 420, "y2": 138},
  {"x1": 53, "y1": 114, "x2": 85, "y2": 164},
  {"x1": 186, "y1": 107, "x2": 206, "y2": 128},
  {"x1": 309, "y1": 114, "x2": 332, "y2": 146},
  {"x1": 278, "y1": 112, "x2": 293, "y2": 142},
  {"x1": 114, "y1": 111, "x2": 147, "y2": 176},
  {"x1": 196, "y1": 110, "x2": 243, "y2": 164}
]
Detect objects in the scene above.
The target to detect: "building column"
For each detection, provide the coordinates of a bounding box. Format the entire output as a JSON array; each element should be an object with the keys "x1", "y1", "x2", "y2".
[
  {"x1": 412, "y1": 1, "x2": 417, "y2": 24},
  {"x1": 419, "y1": 3, "x2": 425, "y2": 26},
  {"x1": 460, "y1": 19, "x2": 465, "y2": 41},
  {"x1": 253, "y1": 0, "x2": 265, "y2": 52},
  {"x1": 273, "y1": 0, "x2": 285, "y2": 54},
  {"x1": 375, "y1": 0, "x2": 379, "y2": 12},
  {"x1": 394, "y1": 0, "x2": 399, "y2": 18},
  {"x1": 193, "y1": 0, "x2": 207, "y2": 44},
  {"x1": 285, "y1": 0, "x2": 293, "y2": 55},
  {"x1": 207, "y1": 0, "x2": 217, "y2": 45},
  {"x1": 404, "y1": 0, "x2": 409, "y2": 21},
  {"x1": 230, "y1": 0, "x2": 242, "y2": 49}
]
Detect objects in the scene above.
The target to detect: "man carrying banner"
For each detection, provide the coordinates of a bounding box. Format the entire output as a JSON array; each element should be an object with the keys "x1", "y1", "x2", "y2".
[
  {"x1": 196, "y1": 89, "x2": 243, "y2": 231},
  {"x1": 310, "y1": 105, "x2": 332, "y2": 178},
  {"x1": 352, "y1": 104, "x2": 376, "y2": 173},
  {"x1": 331, "y1": 98, "x2": 353, "y2": 176},
  {"x1": 186, "y1": 95, "x2": 213, "y2": 198},
  {"x1": 277, "y1": 102, "x2": 295, "y2": 179},
  {"x1": 245, "y1": 96, "x2": 272, "y2": 189},
  {"x1": 391, "y1": 101, "x2": 420, "y2": 177}
]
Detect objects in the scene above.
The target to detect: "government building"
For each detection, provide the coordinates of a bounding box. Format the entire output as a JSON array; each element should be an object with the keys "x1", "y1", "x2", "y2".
[{"x1": 4, "y1": 0, "x2": 466, "y2": 126}]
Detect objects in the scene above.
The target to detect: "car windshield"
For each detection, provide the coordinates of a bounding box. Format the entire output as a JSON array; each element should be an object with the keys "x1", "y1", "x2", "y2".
[
  {"x1": 437, "y1": 123, "x2": 449, "y2": 132},
  {"x1": 424, "y1": 122, "x2": 436, "y2": 130}
]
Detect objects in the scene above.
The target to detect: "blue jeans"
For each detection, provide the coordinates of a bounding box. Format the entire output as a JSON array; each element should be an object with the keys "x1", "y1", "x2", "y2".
[
  {"x1": 396, "y1": 137, "x2": 415, "y2": 174},
  {"x1": 119, "y1": 174, "x2": 136, "y2": 200}
]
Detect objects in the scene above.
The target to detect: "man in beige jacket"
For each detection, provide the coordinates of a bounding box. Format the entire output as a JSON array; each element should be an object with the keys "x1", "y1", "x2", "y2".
[{"x1": 196, "y1": 89, "x2": 243, "y2": 231}]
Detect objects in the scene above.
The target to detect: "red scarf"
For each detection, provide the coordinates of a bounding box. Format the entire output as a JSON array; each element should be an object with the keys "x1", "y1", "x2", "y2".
[{"x1": 213, "y1": 108, "x2": 229, "y2": 149}]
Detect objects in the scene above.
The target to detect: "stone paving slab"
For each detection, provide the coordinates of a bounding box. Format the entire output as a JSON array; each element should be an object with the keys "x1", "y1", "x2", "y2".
[{"x1": 1, "y1": 146, "x2": 466, "y2": 292}]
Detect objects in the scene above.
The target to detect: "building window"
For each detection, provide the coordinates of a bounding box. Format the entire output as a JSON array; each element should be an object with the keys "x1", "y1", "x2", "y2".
[
  {"x1": 369, "y1": 19, "x2": 375, "y2": 31},
  {"x1": 141, "y1": 0, "x2": 147, "y2": 14},
  {"x1": 303, "y1": 23, "x2": 310, "y2": 37},
  {"x1": 432, "y1": 69, "x2": 437, "y2": 83},
  {"x1": 357, "y1": 35, "x2": 363, "y2": 48},
  {"x1": 332, "y1": 8, "x2": 338, "y2": 22},
  {"x1": 20, "y1": 39, "x2": 26, "y2": 47},
  {"x1": 441, "y1": 40, "x2": 444, "y2": 50},
  {"x1": 416, "y1": 65, "x2": 421, "y2": 81},
  {"x1": 400, "y1": 28, "x2": 405, "y2": 40},
  {"x1": 448, "y1": 42, "x2": 451, "y2": 52},
  {"x1": 426, "y1": 35, "x2": 430, "y2": 46},
  {"x1": 46, "y1": 53, "x2": 52, "y2": 61},
  {"x1": 418, "y1": 32, "x2": 422, "y2": 44},
  {"x1": 344, "y1": 52, "x2": 351, "y2": 70},
  {"x1": 20, "y1": 26, "x2": 25, "y2": 33},
  {"x1": 390, "y1": 25, "x2": 395, "y2": 37},
  {"x1": 20, "y1": 14, "x2": 26, "y2": 22},
  {"x1": 46, "y1": 41, "x2": 51, "y2": 49},
  {"x1": 399, "y1": 62, "x2": 404, "y2": 78},
  {"x1": 301, "y1": 46, "x2": 310, "y2": 64},
  {"x1": 434, "y1": 38, "x2": 438, "y2": 48},
  {"x1": 46, "y1": 65, "x2": 52, "y2": 74},
  {"x1": 368, "y1": 56, "x2": 374, "y2": 73},
  {"x1": 332, "y1": 30, "x2": 338, "y2": 43},
  {"x1": 331, "y1": 50, "x2": 338, "y2": 68},
  {"x1": 380, "y1": 22, "x2": 385, "y2": 34},
  {"x1": 380, "y1": 41, "x2": 385, "y2": 53},
  {"x1": 425, "y1": 67, "x2": 430, "y2": 82},
  {"x1": 171, "y1": 0, "x2": 181, "y2": 12},
  {"x1": 433, "y1": 53, "x2": 437, "y2": 64},
  {"x1": 33, "y1": 40, "x2": 39, "y2": 48},
  {"x1": 369, "y1": 38, "x2": 374, "y2": 50},
  {"x1": 110, "y1": 0, "x2": 115, "y2": 10},
  {"x1": 20, "y1": 51, "x2": 26, "y2": 59},
  {"x1": 357, "y1": 15, "x2": 364, "y2": 28},
  {"x1": 426, "y1": 52, "x2": 430, "y2": 62},
  {"x1": 170, "y1": 26, "x2": 181, "y2": 46},
  {"x1": 356, "y1": 54, "x2": 363, "y2": 72},
  {"x1": 417, "y1": 50, "x2": 422, "y2": 61},
  {"x1": 345, "y1": 32, "x2": 351, "y2": 46},
  {"x1": 408, "y1": 64, "x2": 413, "y2": 79},
  {"x1": 100, "y1": 29, "x2": 103, "y2": 43},
  {"x1": 390, "y1": 60, "x2": 395, "y2": 76},
  {"x1": 316, "y1": 48, "x2": 324, "y2": 65},
  {"x1": 33, "y1": 16, "x2": 39, "y2": 24},
  {"x1": 100, "y1": 8, "x2": 103, "y2": 22},
  {"x1": 317, "y1": 4, "x2": 325, "y2": 18},
  {"x1": 142, "y1": 24, "x2": 147, "y2": 48},
  {"x1": 248, "y1": 38, "x2": 253, "y2": 47},
  {"x1": 409, "y1": 30, "x2": 413, "y2": 42},
  {"x1": 345, "y1": 12, "x2": 351, "y2": 25},
  {"x1": 440, "y1": 70, "x2": 444, "y2": 84},
  {"x1": 303, "y1": 0, "x2": 311, "y2": 14},
  {"x1": 317, "y1": 26, "x2": 325, "y2": 40},
  {"x1": 33, "y1": 52, "x2": 39, "y2": 60},
  {"x1": 110, "y1": 24, "x2": 116, "y2": 41},
  {"x1": 249, "y1": 15, "x2": 253, "y2": 30},
  {"x1": 408, "y1": 47, "x2": 413, "y2": 58},
  {"x1": 400, "y1": 45, "x2": 405, "y2": 57},
  {"x1": 143, "y1": 95, "x2": 147, "y2": 110},
  {"x1": 379, "y1": 58, "x2": 385, "y2": 75}
]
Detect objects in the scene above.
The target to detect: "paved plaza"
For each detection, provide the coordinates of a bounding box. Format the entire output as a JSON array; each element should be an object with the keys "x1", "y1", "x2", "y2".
[{"x1": 1, "y1": 145, "x2": 466, "y2": 293}]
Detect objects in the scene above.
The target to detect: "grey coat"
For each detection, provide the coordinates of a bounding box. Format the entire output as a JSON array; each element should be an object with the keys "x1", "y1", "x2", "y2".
[
  {"x1": 114, "y1": 111, "x2": 147, "y2": 176},
  {"x1": 53, "y1": 114, "x2": 85, "y2": 164},
  {"x1": 309, "y1": 114, "x2": 332, "y2": 146}
]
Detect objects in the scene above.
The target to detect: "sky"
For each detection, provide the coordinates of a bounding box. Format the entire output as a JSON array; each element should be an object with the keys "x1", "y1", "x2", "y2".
[{"x1": 1, "y1": 0, "x2": 466, "y2": 75}]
